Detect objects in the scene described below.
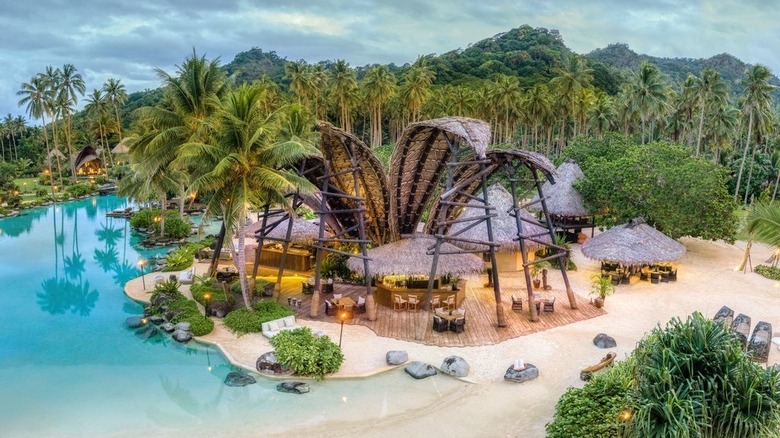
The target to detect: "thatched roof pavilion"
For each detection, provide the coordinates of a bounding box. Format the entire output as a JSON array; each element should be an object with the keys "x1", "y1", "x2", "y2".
[
  {"x1": 245, "y1": 217, "x2": 321, "y2": 247},
  {"x1": 74, "y1": 145, "x2": 102, "y2": 173},
  {"x1": 447, "y1": 183, "x2": 551, "y2": 252},
  {"x1": 388, "y1": 117, "x2": 492, "y2": 239},
  {"x1": 532, "y1": 158, "x2": 589, "y2": 217},
  {"x1": 581, "y1": 218, "x2": 686, "y2": 265},
  {"x1": 347, "y1": 234, "x2": 484, "y2": 277}
]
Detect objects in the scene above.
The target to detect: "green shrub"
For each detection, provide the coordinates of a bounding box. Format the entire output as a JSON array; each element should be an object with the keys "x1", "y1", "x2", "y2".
[
  {"x1": 35, "y1": 188, "x2": 48, "y2": 197},
  {"x1": 252, "y1": 300, "x2": 294, "y2": 322},
  {"x1": 147, "y1": 279, "x2": 214, "y2": 336},
  {"x1": 755, "y1": 264, "x2": 780, "y2": 280},
  {"x1": 65, "y1": 183, "x2": 93, "y2": 197},
  {"x1": 223, "y1": 307, "x2": 264, "y2": 336},
  {"x1": 229, "y1": 278, "x2": 274, "y2": 299},
  {"x1": 130, "y1": 208, "x2": 156, "y2": 229},
  {"x1": 270, "y1": 327, "x2": 344, "y2": 380},
  {"x1": 162, "y1": 248, "x2": 195, "y2": 272},
  {"x1": 546, "y1": 358, "x2": 635, "y2": 438},
  {"x1": 191, "y1": 276, "x2": 232, "y2": 306},
  {"x1": 154, "y1": 278, "x2": 181, "y2": 295},
  {"x1": 162, "y1": 214, "x2": 191, "y2": 239},
  {"x1": 321, "y1": 251, "x2": 351, "y2": 279}
]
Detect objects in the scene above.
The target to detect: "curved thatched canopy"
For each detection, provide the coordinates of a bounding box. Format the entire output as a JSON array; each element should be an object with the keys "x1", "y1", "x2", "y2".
[
  {"x1": 581, "y1": 218, "x2": 686, "y2": 265},
  {"x1": 532, "y1": 158, "x2": 588, "y2": 217},
  {"x1": 45, "y1": 148, "x2": 67, "y2": 164},
  {"x1": 111, "y1": 137, "x2": 131, "y2": 154},
  {"x1": 74, "y1": 145, "x2": 101, "y2": 171},
  {"x1": 388, "y1": 117, "x2": 492, "y2": 239},
  {"x1": 447, "y1": 183, "x2": 551, "y2": 252},
  {"x1": 425, "y1": 149, "x2": 557, "y2": 233},
  {"x1": 347, "y1": 234, "x2": 484, "y2": 277},
  {"x1": 307, "y1": 121, "x2": 389, "y2": 244},
  {"x1": 245, "y1": 217, "x2": 321, "y2": 247}
]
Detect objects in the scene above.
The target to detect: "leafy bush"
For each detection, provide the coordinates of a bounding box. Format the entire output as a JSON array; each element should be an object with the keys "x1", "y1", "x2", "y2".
[
  {"x1": 546, "y1": 358, "x2": 635, "y2": 438},
  {"x1": 162, "y1": 214, "x2": 191, "y2": 239},
  {"x1": 321, "y1": 251, "x2": 351, "y2": 279},
  {"x1": 65, "y1": 183, "x2": 93, "y2": 197},
  {"x1": 130, "y1": 208, "x2": 156, "y2": 229},
  {"x1": 191, "y1": 275, "x2": 232, "y2": 306},
  {"x1": 222, "y1": 308, "x2": 264, "y2": 336},
  {"x1": 147, "y1": 279, "x2": 213, "y2": 336},
  {"x1": 162, "y1": 247, "x2": 195, "y2": 272},
  {"x1": 270, "y1": 327, "x2": 344, "y2": 380},
  {"x1": 35, "y1": 188, "x2": 48, "y2": 197},
  {"x1": 229, "y1": 278, "x2": 274, "y2": 298},
  {"x1": 252, "y1": 300, "x2": 294, "y2": 322},
  {"x1": 755, "y1": 264, "x2": 780, "y2": 280}
]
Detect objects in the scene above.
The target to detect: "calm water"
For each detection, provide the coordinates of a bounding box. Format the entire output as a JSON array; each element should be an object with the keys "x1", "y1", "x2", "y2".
[{"x1": 0, "y1": 196, "x2": 462, "y2": 437}]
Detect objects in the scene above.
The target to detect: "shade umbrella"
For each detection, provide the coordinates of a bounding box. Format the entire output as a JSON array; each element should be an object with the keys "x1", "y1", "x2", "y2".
[
  {"x1": 347, "y1": 234, "x2": 484, "y2": 277},
  {"x1": 448, "y1": 183, "x2": 551, "y2": 252},
  {"x1": 581, "y1": 218, "x2": 686, "y2": 265},
  {"x1": 245, "y1": 217, "x2": 321, "y2": 247},
  {"x1": 532, "y1": 158, "x2": 589, "y2": 217}
]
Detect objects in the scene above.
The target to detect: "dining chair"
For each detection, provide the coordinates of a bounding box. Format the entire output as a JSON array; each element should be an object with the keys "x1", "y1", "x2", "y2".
[
  {"x1": 429, "y1": 296, "x2": 440, "y2": 308},
  {"x1": 393, "y1": 294, "x2": 408, "y2": 311},
  {"x1": 443, "y1": 294, "x2": 456, "y2": 310},
  {"x1": 407, "y1": 295, "x2": 420, "y2": 311}
]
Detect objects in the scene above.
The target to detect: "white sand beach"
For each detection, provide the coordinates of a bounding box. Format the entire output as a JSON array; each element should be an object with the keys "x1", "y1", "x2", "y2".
[{"x1": 125, "y1": 237, "x2": 780, "y2": 437}]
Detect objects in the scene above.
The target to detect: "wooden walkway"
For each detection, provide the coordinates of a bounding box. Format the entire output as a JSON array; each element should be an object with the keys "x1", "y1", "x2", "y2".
[{"x1": 257, "y1": 269, "x2": 606, "y2": 347}]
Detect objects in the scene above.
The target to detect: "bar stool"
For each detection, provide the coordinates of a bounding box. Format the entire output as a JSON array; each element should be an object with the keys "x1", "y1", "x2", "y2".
[
  {"x1": 393, "y1": 294, "x2": 408, "y2": 311},
  {"x1": 442, "y1": 294, "x2": 456, "y2": 311}
]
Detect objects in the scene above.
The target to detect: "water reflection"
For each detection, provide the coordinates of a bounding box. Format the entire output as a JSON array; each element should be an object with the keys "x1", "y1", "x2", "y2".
[
  {"x1": 0, "y1": 207, "x2": 47, "y2": 238},
  {"x1": 37, "y1": 277, "x2": 98, "y2": 316}
]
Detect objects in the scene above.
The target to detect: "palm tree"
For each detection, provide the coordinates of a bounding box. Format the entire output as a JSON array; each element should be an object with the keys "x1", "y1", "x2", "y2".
[
  {"x1": 178, "y1": 84, "x2": 320, "y2": 307},
  {"x1": 523, "y1": 83, "x2": 551, "y2": 151},
  {"x1": 57, "y1": 64, "x2": 86, "y2": 183},
  {"x1": 103, "y1": 78, "x2": 127, "y2": 142},
  {"x1": 285, "y1": 61, "x2": 317, "y2": 109},
  {"x1": 399, "y1": 57, "x2": 436, "y2": 125},
  {"x1": 329, "y1": 60, "x2": 359, "y2": 133},
  {"x1": 587, "y1": 92, "x2": 614, "y2": 138},
  {"x1": 487, "y1": 74, "x2": 523, "y2": 144},
  {"x1": 84, "y1": 89, "x2": 114, "y2": 166},
  {"x1": 628, "y1": 61, "x2": 668, "y2": 144},
  {"x1": 691, "y1": 68, "x2": 728, "y2": 156},
  {"x1": 17, "y1": 75, "x2": 56, "y2": 197},
  {"x1": 362, "y1": 65, "x2": 397, "y2": 148},
  {"x1": 734, "y1": 64, "x2": 776, "y2": 204},
  {"x1": 550, "y1": 55, "x2": 593, "y2": 140}
]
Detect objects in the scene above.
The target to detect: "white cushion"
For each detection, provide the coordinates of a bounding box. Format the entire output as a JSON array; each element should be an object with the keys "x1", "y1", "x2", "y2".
[
  {"x1": 283, "y1": 316, "x2": 295, "y2": 327},
  {"x1": 267, "y1": 321, "x2": 279, "y2": 331}
]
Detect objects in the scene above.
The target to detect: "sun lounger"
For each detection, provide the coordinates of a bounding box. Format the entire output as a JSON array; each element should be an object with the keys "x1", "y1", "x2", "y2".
[
  {"x1": 730, "y1": 313, "x2": 751, "y2": 348},
  {"x1": 748, "y1": 321, "x2": 772, "y2": 363},
  {"x1": 713, "y1": 305, "x2": 734, "y2": 327}
]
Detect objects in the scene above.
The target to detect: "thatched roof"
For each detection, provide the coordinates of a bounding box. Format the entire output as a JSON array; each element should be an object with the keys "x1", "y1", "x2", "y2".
[
  {"x1": 388, "y1": 117, "x2": 492, "y2": 238},
  {"x1": 307, "y1": 121, "x2": 389, "y2": 244},
  {"x1": 347, "y1": 234, "x2": 484, "y2": 277},
  {"x1": 45, "y1": 148, "x2": 67, "y2": 164},
  {"x1": 424, "y1": 149, "x2": 557, "y2": 233},
  {"x1": 245, "y1": 217, "x2": 321, "y2": 247},
  {"x1": 111, "y1": 137, "x2": 131, "y2": 154},
  {"x1": 532, "y1": 158, "x2": 588, "y2": 217},
  {"x1": 74, "y1": 145, "x2": 101, "y2": 171},
  {"x1": 447, "y1": 183, "x2": 551, "y2": 252},
  {"x1": 581, "y1": 218, "x2": 686, "y2": 265}
]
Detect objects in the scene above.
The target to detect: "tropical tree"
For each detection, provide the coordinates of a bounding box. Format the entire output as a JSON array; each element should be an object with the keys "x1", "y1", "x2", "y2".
[
  {"x1": 550, "y1": 55, "x2": 593, "y2": 140},
  {"x1": 399, "y1": 57, "x2": 436, "y2": 125},
  {"x1": 523, "y1": 83, "x2": 552, "y2": 152},
  {"x1": 56, "y1": 64, "x2": 86, "y2": 182},
  {"x1": 285, "y1": 61, "x2": 317, "y2": 110},
  {"x1": 177, "y1": 84, "x2": 320, "y2": 307},
  {"x1": 84, "y1": 89, "x2": 114, "y2": 166},
  {"x1": 587, "y1": 92, "x2": 614, "y2": 137},
  {"x1": 487, "y1": 74, "x2": 523, "y2": 144},
  {"x1": 17, "y1": 75, "x2": 56, "y2": 196},
  {"x1": 328, "y1": 60, "x2": 358, "y2": 133},
  {"x1": 362, "y1": 65, "x2": 396, "y2": 148},
  {"x1": 691, "y1": 68, "x2": 728, "y2": 156},
  {"x1": 103, "y1": 78, "x2": 127, "y2": 141},
  {"x1": 627, "y1": 61, "x2": 668, "y2": 144}
]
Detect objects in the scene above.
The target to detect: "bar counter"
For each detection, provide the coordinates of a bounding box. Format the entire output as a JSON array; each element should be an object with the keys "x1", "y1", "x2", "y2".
[{"x1": 374, "y1": 281, "x2": 466, "y2": 308}]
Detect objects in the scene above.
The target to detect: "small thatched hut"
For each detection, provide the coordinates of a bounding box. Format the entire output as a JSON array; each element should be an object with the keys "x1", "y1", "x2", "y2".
[
  {"x1": 244, "y1": 217, "x2": 320, "y2": 272},
  {"x1": 245, "y1": 217, "x2": 321, "y2": 247},
  {"x1": 347, "y1": 234, "x2": 483, "y2": 278},
  {"x1": 111, "y1": 137, "x2": 131, "y2": 155},
  {"x1": 581, "y1": 218, "x2": 686, "y2": 266},
  {"x1": 74, "y1": 145, "x2": 103, "y2": 175},
  {"x1": 532, "y1": 158, "x2": 594, "y2": 240},
  {"x1": 447, "y1": 183, "x2": 551, "y2": 271}
]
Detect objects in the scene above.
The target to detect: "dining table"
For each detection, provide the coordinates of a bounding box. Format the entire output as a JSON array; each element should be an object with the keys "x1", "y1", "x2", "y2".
[{"x1": 333, "y1": 297, "x2": 356, "y2": 310}]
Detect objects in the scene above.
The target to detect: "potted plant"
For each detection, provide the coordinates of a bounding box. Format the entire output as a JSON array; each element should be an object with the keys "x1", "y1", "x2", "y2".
[
  {"x1": 530, "y1": 261, "x2": 551, "y2": 289},
  {"x1": 590, "y1": 274, "x2": 615, "y2": 308}
]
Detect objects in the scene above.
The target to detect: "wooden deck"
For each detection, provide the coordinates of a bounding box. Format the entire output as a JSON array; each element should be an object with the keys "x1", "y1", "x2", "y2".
[{"x1": 258, "y1": 269, "x2": 606, "y2": 347}]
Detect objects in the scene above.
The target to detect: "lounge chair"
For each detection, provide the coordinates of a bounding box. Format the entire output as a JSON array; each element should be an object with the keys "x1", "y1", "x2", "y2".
[
  {"x1": 713, "y1": 305, "x2": 734, "y2": 327},
  {"x1": 730, "y1": 313, "x2": 752, "y2": 348},
  {"x1": 543, "y1": 296, "x2": 556, "y2": 312},
  {"x1": 324, "y1": 299, "x2": 337, "y2": 316},
  {"x1": 432, "y1": 315, "x2": 449, "y2": 332},
  {"x1": 356, "y1": 296, "x2": 366, "y2": 314},
  {"x1": 748, "y1": 321, "x2": 772, "y2": 363},
  {"x1": 511, "y1": 295, "x2": 523, "y2": 311},
  {"x1": 450, "y1": 317, "x2": 465, "y2": 333}
]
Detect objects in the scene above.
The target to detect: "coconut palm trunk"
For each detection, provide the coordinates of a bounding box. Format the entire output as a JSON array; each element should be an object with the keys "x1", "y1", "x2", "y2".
[{"x1": 734, "y1": 110, "x2": 753, "y2": 203}]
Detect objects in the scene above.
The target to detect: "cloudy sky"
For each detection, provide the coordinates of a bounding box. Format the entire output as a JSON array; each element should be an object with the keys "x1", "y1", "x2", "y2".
[{"x1": 4, "y1": 0, "x2": 778, "y2": 121}]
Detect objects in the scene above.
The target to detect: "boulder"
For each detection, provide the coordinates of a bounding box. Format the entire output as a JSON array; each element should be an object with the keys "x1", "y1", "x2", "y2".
[
  {"x1": 172, "y1": 329, "x2": 192, "y2": 343},
  {"x1": 386, "y1": 350, "x2": 408, "y2": 366},
  {"x1": 276, "y1": 381, "x2": 310, "y2": 394},
  {"x1": 593, "y1": 333, "x2": 617, "y2": 349},
  {"x1": 404, "y1": 361, "x2": 437, "y2": 379},
  {"x1": 149, "y1": 315, "x2": 165, "y2": 325},
  {"x1": 256, "y1": 351, "x2": 293, "y2": 376},
  {"x1": 504, "y1": 363, "x2": 539, "y2": 383},
  {"x1": 160, "y1": 322, "x2": 175, "y2": 333},
  {"x1": 174, "y1": 322, "x2": 191, "y2": 332},
  {"x1": 441, "y1": 356, "x2": 470, "y2": 377},
  {"x1": 206, "y1": 301, "x2": 231, "y2": 318},
  {"x1": 126, "y1": 316, "x2": 147, "y2": 329},
  {"x1": 224, "y1": 371, "x2": 256, "y2": 387}
]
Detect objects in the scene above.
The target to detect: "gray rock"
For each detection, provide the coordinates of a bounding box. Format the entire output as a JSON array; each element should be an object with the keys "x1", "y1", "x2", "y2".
[
  {"x1": 504, "y1": 363, "x2": 539, "y2": 383},
  {"x1": 256, "y1": 351, "x2": 293, "y2": 376},
  {"x1": 386, "y1": 350, "x2": 408, "y2": 366},
  {"x1": 161, "y1": 322, "x2": 175, "y2": 333},
  {"x1": 224, "y1": 371, "x2": 256, "y2": 387},
  {"x1": 441, "y1": 356, "x2": 470, "y2": 377},
  {"x1": 126, "y1": 316, "x2": 147, "y2": 329},
  {"x1": 174, "y1": 322, "x2": 191, "y2": 331},
  {"x1": 206, "y1": 301, "x2": 231, "y2": 318},
  {"x1": 149, "y1": 315, "x2": 165, "y2": 324},
  {"x1": 135, "y1": 325, "x2": 156, "y2": 340},
  {"x1": 593, "y1": 333, "x2": 617, "y2": 349},
  {"x1": 172, "y1": 329, "x2": 192, "y2": 343},
  {"x1": 276, "y1": 381, "x2": 310, "y2": 394},
  {"x1": 404, "y1": 361, "x2": 437, "y2": 379}
]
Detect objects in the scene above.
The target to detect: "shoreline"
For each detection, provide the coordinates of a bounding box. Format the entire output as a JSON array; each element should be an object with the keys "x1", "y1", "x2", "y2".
[{"x1": 124, "y1": 236, "x2": 780, "y2": 436}]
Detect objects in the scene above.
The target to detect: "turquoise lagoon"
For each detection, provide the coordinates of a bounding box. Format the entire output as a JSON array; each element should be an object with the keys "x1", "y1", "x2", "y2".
[{"x1": 0, "y1": 196, "x2": 464, "y2": 437}]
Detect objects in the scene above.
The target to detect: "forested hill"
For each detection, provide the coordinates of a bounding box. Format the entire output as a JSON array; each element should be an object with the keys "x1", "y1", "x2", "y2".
[{"x1": 585, "y1": 43, "x2": 780, "y2": 91}]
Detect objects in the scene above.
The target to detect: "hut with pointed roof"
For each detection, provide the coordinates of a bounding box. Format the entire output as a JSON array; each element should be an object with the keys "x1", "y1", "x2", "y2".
[
  {"x1": 581, "y1": 217, "x2": 686, "y2": 267},
  {"x1": 74, "y1": 145, "x2": 103, "y2": 176},
  {"x1": 447, "y1": 182, "x2": 551, "y2": 271},
  {"x1": 531, "y1": 158, "x2": 594, "y2": 241}
]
